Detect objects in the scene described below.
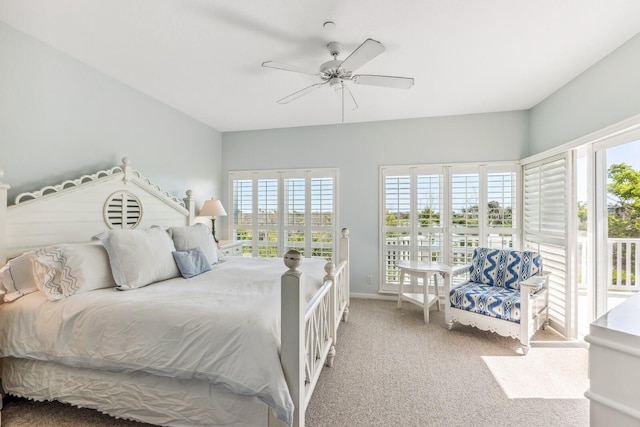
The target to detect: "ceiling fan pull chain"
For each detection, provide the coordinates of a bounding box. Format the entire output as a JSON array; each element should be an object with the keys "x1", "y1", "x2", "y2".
[{"x1": 346, "y1": 86, "x2": 359, "y2": 111}]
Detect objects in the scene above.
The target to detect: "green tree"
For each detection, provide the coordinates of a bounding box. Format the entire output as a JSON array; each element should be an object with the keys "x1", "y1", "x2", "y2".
[
  {"x1": 608, "y1": 163, "x2": 640, "y2": 238},
  {"x1": 577, "y1": 202, "x2": 587, "y2": 232},
  {"x1": 418, "y1": 207, "x2": 440, "y2": 227},
  {"x1": 607, "y1": 163, "x2": 640, "y2": 285}
]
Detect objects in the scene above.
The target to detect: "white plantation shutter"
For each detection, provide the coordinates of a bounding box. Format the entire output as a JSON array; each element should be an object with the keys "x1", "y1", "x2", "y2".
[
  {"x1": 381, "y1": 163, "x2": 519, "y2": 293},
  {"x1": 382, "y1": 171, "x2": 413, "y2": 290},
  {"x1": 283, "y1": 177, "x2": 305, "y2": 255},
  {"x1": 309, "y1": 176, "x2": 334, "y2": 259},
  {"x1": 523, "y1": 153, "x2": 571, "y2": 337},
  {"x1": 486, "y1": 171, "x2": 517, "y2": 248},
  {"x1": 230, "y1": 169, "x2": 337, "y2": 260},
  {"x1": 416, "y1": 173, "x2": 444, "y2": 264},
  {"x1": 450, "y1": 170, "x2": 480, "y2": 264},
  {"x1": 232, "y1": 179, "x2": 253, "y2": 253},
  {"x1": 256, "y1": 178, "x2": 279, "y2": 257}
]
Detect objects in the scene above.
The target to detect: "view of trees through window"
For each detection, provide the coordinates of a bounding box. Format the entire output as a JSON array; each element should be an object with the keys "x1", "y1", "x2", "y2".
[
  {"x1": 230, "y1": 171, "x2": 337, "y2": 260},
  {"x1": 605, "y1": 162, "x2": 640, "y2": 286}
]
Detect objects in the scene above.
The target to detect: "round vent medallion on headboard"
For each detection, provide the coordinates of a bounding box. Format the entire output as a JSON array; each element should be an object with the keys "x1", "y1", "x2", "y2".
[{"x1": 104, "y1": 191, "x2": 143, "y2": 229}]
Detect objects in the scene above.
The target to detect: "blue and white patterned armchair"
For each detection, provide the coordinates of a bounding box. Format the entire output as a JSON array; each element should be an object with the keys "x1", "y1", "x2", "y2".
[{"x1": 444, "y1": 247, "x2": 550, "y2": 355}]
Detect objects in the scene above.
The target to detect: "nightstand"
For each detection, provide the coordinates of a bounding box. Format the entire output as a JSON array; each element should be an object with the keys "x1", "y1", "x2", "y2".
[{"x1": 218, "y1": 240, "x2": 243, "y2": 257}]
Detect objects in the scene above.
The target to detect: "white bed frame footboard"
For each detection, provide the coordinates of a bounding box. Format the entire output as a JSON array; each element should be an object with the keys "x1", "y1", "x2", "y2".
[
  {"x1": 0, "y1": 159, "x2": 350, "y2": 427},
  {"x1": 278, "y1": 228, "x2": 350, "y2": 427}
]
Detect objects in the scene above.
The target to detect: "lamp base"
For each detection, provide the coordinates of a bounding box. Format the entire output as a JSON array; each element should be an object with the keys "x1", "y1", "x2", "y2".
[{"x1": 211, "y1": 218, "x2": 218, "y2": 243}]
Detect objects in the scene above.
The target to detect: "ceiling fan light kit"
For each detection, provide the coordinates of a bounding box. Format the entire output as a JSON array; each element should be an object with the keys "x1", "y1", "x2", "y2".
[{"x1": 263, "y1": 37, "x2": 414, "y2": 122}]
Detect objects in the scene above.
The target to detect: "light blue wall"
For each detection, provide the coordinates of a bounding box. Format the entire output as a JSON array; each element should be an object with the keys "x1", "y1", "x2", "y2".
[
  {"x1": 222, "y1": 111, "x2": 528, "y2": 294},
  {"x1": 0, "y1": 22, "x2": 222, "y2": 206},
  {"x1": 4, "y1": 15, "x2": 637, "y2": 297},
  {"x1": 529, "y1": 32, "x2": 640, "y2": 155}
]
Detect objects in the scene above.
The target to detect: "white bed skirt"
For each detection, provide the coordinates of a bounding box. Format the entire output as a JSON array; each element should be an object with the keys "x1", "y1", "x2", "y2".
[{"x1": 2, "y1": 357, "x2": 269, "y2": 426}]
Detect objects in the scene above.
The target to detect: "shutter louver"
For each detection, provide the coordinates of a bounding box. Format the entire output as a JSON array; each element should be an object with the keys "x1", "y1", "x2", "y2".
[{"x1": 104, "y1": 191, "x2": 142, "y2": 229}]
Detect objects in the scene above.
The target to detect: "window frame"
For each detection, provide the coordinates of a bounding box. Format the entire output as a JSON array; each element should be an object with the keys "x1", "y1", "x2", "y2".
[{"x1": 229, "y1": 168, "x2": 339, "y2": 260}]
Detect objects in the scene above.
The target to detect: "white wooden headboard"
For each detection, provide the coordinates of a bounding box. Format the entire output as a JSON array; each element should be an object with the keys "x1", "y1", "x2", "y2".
[{"x1": 0, "y1": 157, "x2": 195, "y2": 264}]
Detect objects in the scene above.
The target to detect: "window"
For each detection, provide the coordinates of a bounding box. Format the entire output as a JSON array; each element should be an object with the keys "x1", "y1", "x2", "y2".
[
  {"x1": 230, "y1": 169, "x2": 338, "y2": 260},
  {"x1": 380, "y1": 163, "x2": 519, "y2": 293}
]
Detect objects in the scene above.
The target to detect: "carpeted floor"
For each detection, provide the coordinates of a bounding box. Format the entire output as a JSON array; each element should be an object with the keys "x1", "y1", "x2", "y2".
[
  {"x1": 305, "y1": 299, "x2": 588, "y2": 426},
  {"x1": 1, "y1": 298, "x2": 589, "y2": 426}
]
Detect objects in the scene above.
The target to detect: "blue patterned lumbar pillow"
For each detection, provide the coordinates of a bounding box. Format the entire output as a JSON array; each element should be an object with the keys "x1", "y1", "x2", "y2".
[{"x1": 172, "y1": 247, "x2": 212, "y2": 279}]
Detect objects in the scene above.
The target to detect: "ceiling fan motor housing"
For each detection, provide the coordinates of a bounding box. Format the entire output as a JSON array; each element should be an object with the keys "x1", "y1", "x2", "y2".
[
  {"x1": 319, "y1": 59, "x2": 350, "y2": 80},
  {"x1": 327, "y1": 41, "x2": 342, "y2": 57}
]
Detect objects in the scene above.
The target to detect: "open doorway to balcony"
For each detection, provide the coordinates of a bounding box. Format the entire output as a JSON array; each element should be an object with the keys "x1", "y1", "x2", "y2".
[{"x1": 576, "y1": 137, "x2": 640, "y2": 339}]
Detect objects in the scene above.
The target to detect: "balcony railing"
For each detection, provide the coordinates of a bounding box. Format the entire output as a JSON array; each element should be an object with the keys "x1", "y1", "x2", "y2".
[
  {"x1": 578, "y1": 237, "x2": 640, "y2": 293},
  {"x1": 387, "y1": 236, "x2": 640, "y2": 294}
]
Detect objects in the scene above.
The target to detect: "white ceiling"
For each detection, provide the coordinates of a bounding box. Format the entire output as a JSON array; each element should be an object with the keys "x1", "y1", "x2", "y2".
[{"x1": 2, "y1": 1, "x2": 640, "y2": 132}]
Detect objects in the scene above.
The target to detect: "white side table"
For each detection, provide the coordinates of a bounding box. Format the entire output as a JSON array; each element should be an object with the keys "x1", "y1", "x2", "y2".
[
  {"x1": 396, "y1": 260, "x2": 450, "y2": 323},
  {"x1": 218, "y1": 240, "x2": 243, "y2": 257}
]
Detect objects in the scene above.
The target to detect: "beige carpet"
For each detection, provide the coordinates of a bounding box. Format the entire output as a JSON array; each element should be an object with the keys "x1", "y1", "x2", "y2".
[
  {"x1": 305, "y1": 299, "x2": 589, "y2": 427},
  {"x1": 1, "y1": 299, "x2": 589, "y2": 426},
  {"x1": 483, "y1": 347, "x2": 589, "y2": 399}
]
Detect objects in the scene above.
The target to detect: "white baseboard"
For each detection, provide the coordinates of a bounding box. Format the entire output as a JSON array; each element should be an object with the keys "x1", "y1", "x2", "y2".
[{"x1": 350, "y1": 292, "x2": 397, "y2": 301}]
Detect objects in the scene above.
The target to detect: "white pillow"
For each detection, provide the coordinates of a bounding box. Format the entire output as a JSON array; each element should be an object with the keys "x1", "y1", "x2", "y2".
[
  {"x1": 0, "y1": 252, "x2": 39, "y2": 302},
  {"x1": 94, "y1": 226, "x2": 180, "y2": 290},
  {"x1": 167, "y1": 223, "x2": 218, "y2": 265},
  {"x1": 33, "y1": 244, "x2": 116, "y2": 301}
]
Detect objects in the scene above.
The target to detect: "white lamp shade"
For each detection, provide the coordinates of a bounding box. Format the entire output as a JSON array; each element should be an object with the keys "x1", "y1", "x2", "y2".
[{"x1": 200, "y1": 199, "x2": 227, "y2": 217}]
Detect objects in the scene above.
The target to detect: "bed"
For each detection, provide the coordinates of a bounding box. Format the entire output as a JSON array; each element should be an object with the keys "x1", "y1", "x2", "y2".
[{"x1": 0, "y1": 158, "x2": 350, "y2": 427}]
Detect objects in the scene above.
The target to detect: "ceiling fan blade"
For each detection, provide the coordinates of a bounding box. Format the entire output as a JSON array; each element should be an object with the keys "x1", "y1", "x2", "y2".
[
  {"x1": 262, "y1": 61, "x2": 318, "y2": 76},
  {"x1": 352, "y1": 74, "x2": 414, "y2": 89},
  {"x1": 340, "y1": 38, "x2": 385, "y2": 73},
  {"x1": 276, "y1": 81, "x2": 329, "y2": 104}
]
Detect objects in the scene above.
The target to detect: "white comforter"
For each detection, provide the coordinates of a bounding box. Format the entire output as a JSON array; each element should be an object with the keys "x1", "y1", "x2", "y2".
[{"x1": 0, "y1": 256, "x2": 327, "y2": 426}]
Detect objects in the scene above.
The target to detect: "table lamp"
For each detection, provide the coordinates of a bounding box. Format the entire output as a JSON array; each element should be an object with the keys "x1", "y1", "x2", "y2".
[{"x1": 199, "y1": 199, "x2": 227, "y2": 242}]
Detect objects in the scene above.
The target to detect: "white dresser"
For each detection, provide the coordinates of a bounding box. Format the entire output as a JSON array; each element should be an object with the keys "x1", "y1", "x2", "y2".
[{"x1": 585, "y1": 293, "x2": 640, "y2": 426}]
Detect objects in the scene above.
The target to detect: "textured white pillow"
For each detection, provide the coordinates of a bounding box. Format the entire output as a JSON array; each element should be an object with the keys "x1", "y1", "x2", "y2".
[
  {"x1": 94, "y1": 226, "x2": 180, "y2": 290},
  {"x1": 33, "y1": 244, "x2": 116, "y2": 301},
  {"x1": 0, "y1": 252, "x2": 39, "y2": 302},
  {"x1": 167, "y1": 223, "x2": 218, "y2": 265}
]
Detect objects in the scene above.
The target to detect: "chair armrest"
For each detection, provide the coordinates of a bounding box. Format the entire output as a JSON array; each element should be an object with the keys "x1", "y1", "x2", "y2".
[
  {"x1": 444, "y1": 264, "x2": 472, "y2": 294},
  {"x1": 520, "y1": 271, "x2": 550, "y2": 294}
]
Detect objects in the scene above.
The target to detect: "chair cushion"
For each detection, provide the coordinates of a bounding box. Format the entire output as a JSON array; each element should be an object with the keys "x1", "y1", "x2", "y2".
[
  {"x1": 449, "y1": 282, "x2": 521, "y2": 323},
  {"x1": 469, "y1": 248, "x2": 541, "y2": 290}
]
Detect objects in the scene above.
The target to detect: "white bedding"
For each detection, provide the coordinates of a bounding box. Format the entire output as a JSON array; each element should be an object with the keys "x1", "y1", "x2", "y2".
[
  {"x1": 2, "y1": 357, "x2": 268, "y2": 427},
  {"x1": 0, "y1": 256, "x2": 328, "y2": 426}
]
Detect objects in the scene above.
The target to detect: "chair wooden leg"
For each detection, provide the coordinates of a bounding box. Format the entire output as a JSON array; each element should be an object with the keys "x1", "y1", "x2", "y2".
[{"x1": 446, "y1": 321, "x2": 453, "y2": 331}]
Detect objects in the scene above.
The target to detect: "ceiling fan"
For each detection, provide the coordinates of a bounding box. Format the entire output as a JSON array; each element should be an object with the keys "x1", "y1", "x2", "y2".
[{"x1": 262, "y1": 38, "x2": 414, "y2": 121}]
